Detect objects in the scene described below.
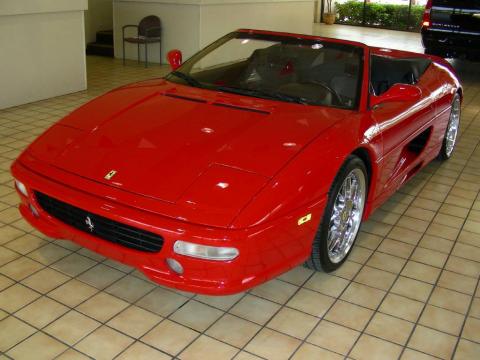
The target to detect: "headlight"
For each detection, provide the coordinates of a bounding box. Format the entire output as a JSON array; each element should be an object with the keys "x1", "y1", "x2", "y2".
[
  {"x1": 173, "y1": 240, "x2": 239, "y2": 261},
  {"x1": 15, "y1": 180, "x2": 28, "y2": 197}
]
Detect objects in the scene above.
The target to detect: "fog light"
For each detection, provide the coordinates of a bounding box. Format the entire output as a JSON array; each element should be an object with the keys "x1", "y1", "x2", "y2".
[
  {"x1": 15, "y1": 180, "x2": 28, "y2": 197},
  {"x1": 166, "y1": 258, "x2": 184, "y2": 275},
  {"x1": 29, "y1": 204, "x2": 39, "y2": 218},
  {"x1": 173, "y1": 240, "x2": 239, "y2": 261}
]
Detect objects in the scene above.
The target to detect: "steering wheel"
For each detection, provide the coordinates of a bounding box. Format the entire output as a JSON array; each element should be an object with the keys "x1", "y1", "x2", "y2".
[{"x1": 307, "y1": 80, "x2": 343, "y2": 106}]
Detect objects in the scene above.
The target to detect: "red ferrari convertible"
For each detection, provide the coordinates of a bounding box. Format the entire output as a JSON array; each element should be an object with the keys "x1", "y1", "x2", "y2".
[{"x1": 11, "y1": 29, "x2": 461, "y2": 295}]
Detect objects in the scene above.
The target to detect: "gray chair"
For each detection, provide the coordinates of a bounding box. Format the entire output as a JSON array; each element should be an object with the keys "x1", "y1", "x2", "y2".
[{"x1": 122, "y1": 15, "x2": 162, "y2": 67}]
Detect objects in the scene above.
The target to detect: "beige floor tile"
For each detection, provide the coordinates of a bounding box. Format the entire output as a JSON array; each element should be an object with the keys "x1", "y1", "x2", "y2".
[
  {"x1": 426, "y1": 223, "x2": 460, "y2": 240},
  {"x1": 378, "y1": 238, "x2": 415, "y2": 259},
  {"x1": 350, "y1": 334, "x2": 402, "y2": 360},
  {"x1": 391, "y1": 276, "x2": 433, "y2": 302},
  {"x1": 16, "y1": 296, "x2": 69, "y2": 328},
  {"x1": 105, "y1": 274, "x2": 155, "y2": 303},
  {"x1": 470, "y1": 297, "x2": 480, "y2": 319},
  {"x1": 277, "y1": 266, "x2": 313, "y2": 286},
  {"x1": 0, "y1": 256, "x2": 44, "y2": 280},
  {"x1": 21, "y1": 267, "x2": 70, "y2": 293},
  {"x1": 0, "y1": 283, "x2": 40, "y2": 313},
  {"x1": 325, "y1": 300, "x2": 373, "y2": 331},
  {"x1": 458, "y1": 230, "x2": 480, "y2": 248},
  {"x1": 454, "y1": 339, "x2": 480, "y2": 360},
  {"x1": 75, "y1": 325, "x2": 134, "y2": 360},
  {"x1": 379, "y1": 293, "x2": 424, "y2": 322},
  {"x1": 330, "y1": 260, "x2": 362, "y2": 280},
  {"x1": 194, "y1": 292, "x2": 244, "y2": 311},
  {"x1": 340, "y1": 282, "x2": 386, "y2": 309},
  {"x1": 142, "y1": 319, "x2": 199, "y2": 355},
  {"x1": 56, "y1": 348, "x2": 91, "y2": 360},
  {"x1": 250, "y1": 278, "x2": 298, "y2": 303},
  {"x1": 44, "y1": 310, "x2": 100, "y2": 345},
  {"x1": 401, "y1": 261, "x2": 441, "y2": 284},
  {"x1": 0, "y1": 225, "x2": 25, "y2": 245},
  {"x1": 0, "y1": 273, "x2": 13, "y2": 291},
  {"x1": 304, "y1": 272, "x2": 349, "y2": 297},
  {"x1": 117, "y1": 341, "x2": 171, "y2": 360},
  {"x1": 418, "y1": 234, "x2": 454, "y2": 254},
  {"x1": 267, "y1": 307, "x2": 317, "y2": 339},
  {"x1": 401, "y1": 348, "x2": 438, "y2": 360},
  {"x1": 349, "y1": 246, "x2": 373, "y2": 264},
  {"x1": 307, "y1": 320, "x2": 360, "y2": 355},
  {"x1": 366, "y1": 312, "x2": 414, "y2": 345},
  {"x1": 452, "y1": 242, "x2": 480, "y2": 263},
  {"x1": 107, "y1": 305, "x2": 162, "y2": 338},
  {"x1": 136, "y1": 287, "x2": 188, "y2": 317},
  {"x1": 27, "y1": 243, "x2": 71, "y2": 265},
  {"x1": 445, "y1": 256, "x2": 480, "y2": 278},
  {"x1": 7, "y1": 332, "x2": 67, "y2": 360},
  {"x1": 77, "y1": 263, "x2": 125, "y2": 290},
  {"x1": 48, "y1": 279, "x2": 98, "y2": 307},
  {"x1": 438, "y1": 270, "x2": 477, "y2": 295},
  {"x1": 366, "y1": 251, "x2": 406, "y2": 274},
  {"x1": 429, "y1": 286, "x2": 472, "y2": 314},
  {"x1": 50, "y1": 253, "x2": 97, "y2": 277},
  {"x1": 170, "y1": 300, "x2": 223, "y2": 332},
  {"x1": 245, "y1": 328, "x2": 301, "y2": 360},
  {"x1": 408, "y1": 325, "x2": 457, "y2": 359},
  {"x1": 291, "y1": 343, "x2": 343, "y2": 360},
  {"x1": 419, "y1": 305, "x2": 465, "y2": 336},
  {"x1": 356, "y1": 231, "x2": 383, "y2": 250},
  {"x1": 230, "y1": 294, "x2": 281, "y2": 325},
  {"x1": 286, "y1": 288, "x2": 335, "y2": 317},
  {"x1": 76, "y1": 291, "x2": 129, "y2": 322},
  {"x1": 462, "y1": 316, "x2": 480, "y2": 343},
  {"x1": 354, "y1": 265, "x2": 397, "y2": 291},
  {"x1": 234, "y1": 351, "x2": 263, "y2": 360},
  {"x1": 440, "y1": 203, "x2": 470, "y2": 218},
  {"x1": 206, "y1": 314, "x2": 260, "y2": 348},
  {"x1": 180, "y1": 335, "x2": 237, "y2": 360},
  {"x1": 394, "y1": 218, "x2": 429, "y2": 237},
  {"x1": 0, "y1": 316, "x2": 36, "y2": 352},
  {"x1": 4, "y1": 233, "x2": 46, "y2": 254},
  {"x1": 411, "y1": 247, "x2": 449, "y2": 268},
  {"x1": 405, "y1": 207, "x2": 436, "y2": 222}
]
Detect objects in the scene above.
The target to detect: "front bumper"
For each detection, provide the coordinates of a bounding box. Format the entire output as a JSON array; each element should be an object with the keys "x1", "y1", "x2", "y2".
[{"x1": 12, "y1": 159, "x2": 325, "y2": 295}]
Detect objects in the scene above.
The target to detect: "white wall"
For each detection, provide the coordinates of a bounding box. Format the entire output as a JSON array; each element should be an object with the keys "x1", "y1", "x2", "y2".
[
  {"x1": 85, "y1": 0, "x2": 113, "y2": 44},
  {"x1": 113, "y1": 0, "x2": 315, "y2": 64},
  {"x1": 0, "y1": 0, "x2": 88, "y2": 109}
]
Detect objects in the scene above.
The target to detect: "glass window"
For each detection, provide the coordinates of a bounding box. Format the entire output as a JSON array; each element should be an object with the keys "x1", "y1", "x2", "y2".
[{"x1": 166, "y1": 32, "x2": 364, "y2": 110}]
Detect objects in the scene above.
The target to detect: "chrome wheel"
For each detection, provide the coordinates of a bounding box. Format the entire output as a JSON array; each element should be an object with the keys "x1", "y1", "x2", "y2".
[
  {"x1": 445, "y1": 98, "x2": 461, "y2": 157},
  {"x1": 327, "y1": 168, "x2": 366, "y2": 264}
]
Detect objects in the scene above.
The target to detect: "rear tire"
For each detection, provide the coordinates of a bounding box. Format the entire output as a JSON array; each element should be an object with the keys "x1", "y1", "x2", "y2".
[
  {"x1": 305, "y1": 155, "x2": 367, "y2": 272},
  {"x1": 438, "y1": 94, "x2": 461, "y2": 160}
]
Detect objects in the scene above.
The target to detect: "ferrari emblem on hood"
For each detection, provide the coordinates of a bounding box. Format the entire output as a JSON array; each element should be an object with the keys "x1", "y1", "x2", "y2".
[{"x1": 104, "y1": 170, "x2": 117, "y2": 180}]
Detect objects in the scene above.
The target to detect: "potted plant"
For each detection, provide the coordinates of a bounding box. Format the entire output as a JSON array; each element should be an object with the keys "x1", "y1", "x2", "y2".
[{"x1": 324, "y1": 0, "x2": 336, "y2": 25}]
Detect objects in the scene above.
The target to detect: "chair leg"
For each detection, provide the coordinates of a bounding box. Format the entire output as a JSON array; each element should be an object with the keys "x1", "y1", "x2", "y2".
[
  {"x1": 145, "y1": 43, "x2": 148, "y2": 68},
  {"x1": 123, "y1": 40, "x2": 126, "y2": 65},
  {"x1": 137, "y1": 44, "x2": 140, "y2": 64}
]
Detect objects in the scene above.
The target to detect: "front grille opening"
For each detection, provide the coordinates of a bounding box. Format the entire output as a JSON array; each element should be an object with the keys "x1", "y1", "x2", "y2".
[{"x1": 35, "y1": 192, "x2": 164, "y2": 253}]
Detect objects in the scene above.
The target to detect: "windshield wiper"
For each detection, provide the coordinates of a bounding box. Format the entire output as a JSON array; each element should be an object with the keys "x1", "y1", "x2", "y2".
[
  {"x1": 169, "y1": 71, "x2": 203, "y2": 88},
  {"x1": 216, "y1": 86, "x2": 308, "y2": 105}
]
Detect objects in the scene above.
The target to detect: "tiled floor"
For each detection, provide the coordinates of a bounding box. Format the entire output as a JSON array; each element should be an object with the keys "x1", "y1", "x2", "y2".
[{"x1": 1, "y1": 29, "x2": 480, "y2": 360}]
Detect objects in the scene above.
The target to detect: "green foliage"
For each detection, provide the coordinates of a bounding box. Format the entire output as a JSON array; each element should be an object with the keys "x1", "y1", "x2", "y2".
[{"x1": 335, "y1": 1, "x2": 425, "y2": 31}]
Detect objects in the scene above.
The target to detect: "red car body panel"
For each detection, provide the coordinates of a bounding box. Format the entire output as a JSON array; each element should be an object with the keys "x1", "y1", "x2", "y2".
[{"x1": 11, "y1": 29, "x2": 461, "y2": 294}]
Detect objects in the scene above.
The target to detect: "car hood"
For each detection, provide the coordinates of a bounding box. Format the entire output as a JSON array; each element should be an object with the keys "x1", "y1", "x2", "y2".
[{"x1": 27, "y1": 81, "x2": 348, "y2": 226}]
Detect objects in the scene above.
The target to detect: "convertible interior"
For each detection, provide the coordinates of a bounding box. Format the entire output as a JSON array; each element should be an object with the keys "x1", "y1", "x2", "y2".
[{"x1": 370, "y1": 55, "x2": 431, "y2": 96}]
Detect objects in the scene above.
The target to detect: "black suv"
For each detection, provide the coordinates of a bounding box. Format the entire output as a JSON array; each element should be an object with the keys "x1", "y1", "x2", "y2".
[{"x1": 421, "y1": 0, "x2": 480, "y2": 59}]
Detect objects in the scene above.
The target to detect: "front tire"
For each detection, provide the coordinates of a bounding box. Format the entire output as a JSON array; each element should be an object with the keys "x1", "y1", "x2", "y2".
[
  {"x1": 306, "y1": 155, "x2": 367, "y2": 272},
  {"x1": 438, "y1": 94, "x2": 461, "y2": 160}
]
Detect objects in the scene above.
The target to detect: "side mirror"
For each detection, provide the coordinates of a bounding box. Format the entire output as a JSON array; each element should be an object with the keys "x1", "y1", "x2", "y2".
[
  {"x1": 167, "y1": 50, "x2": 183, "y2": 71},
  {"x1": 371, "y1": 83, "x2": 422, "y2": 109}
]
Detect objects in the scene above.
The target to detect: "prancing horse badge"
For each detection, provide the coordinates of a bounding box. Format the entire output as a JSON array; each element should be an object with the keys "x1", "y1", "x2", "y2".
[{"x1": 104, "y1": 170, "x2": 117, "y2": 180}]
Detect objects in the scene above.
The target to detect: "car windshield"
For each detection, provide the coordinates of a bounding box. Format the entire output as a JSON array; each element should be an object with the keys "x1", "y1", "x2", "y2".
[{"x1": 165, "y1": 31, "x2": 364, "y2": 109}]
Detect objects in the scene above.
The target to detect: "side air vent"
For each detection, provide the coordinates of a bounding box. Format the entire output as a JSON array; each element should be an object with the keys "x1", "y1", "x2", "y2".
[
  {"x1": 213, "y1": 102, "x2": 270, "y2": 115},
  {"x1": 164, "y1": 93, "x2": 207, "y2": 103}
]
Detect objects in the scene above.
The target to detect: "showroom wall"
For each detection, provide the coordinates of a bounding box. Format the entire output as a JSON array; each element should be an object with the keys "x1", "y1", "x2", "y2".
[
  {"x1": 113, "y1": 0, "x2": 315, "y2": 64},
  {"x1": 85, "y1": 0, "x2": 113, "y2": 44},
  {"x1": 0, "y1": 0, "x2": 88, "y2": 109}
]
